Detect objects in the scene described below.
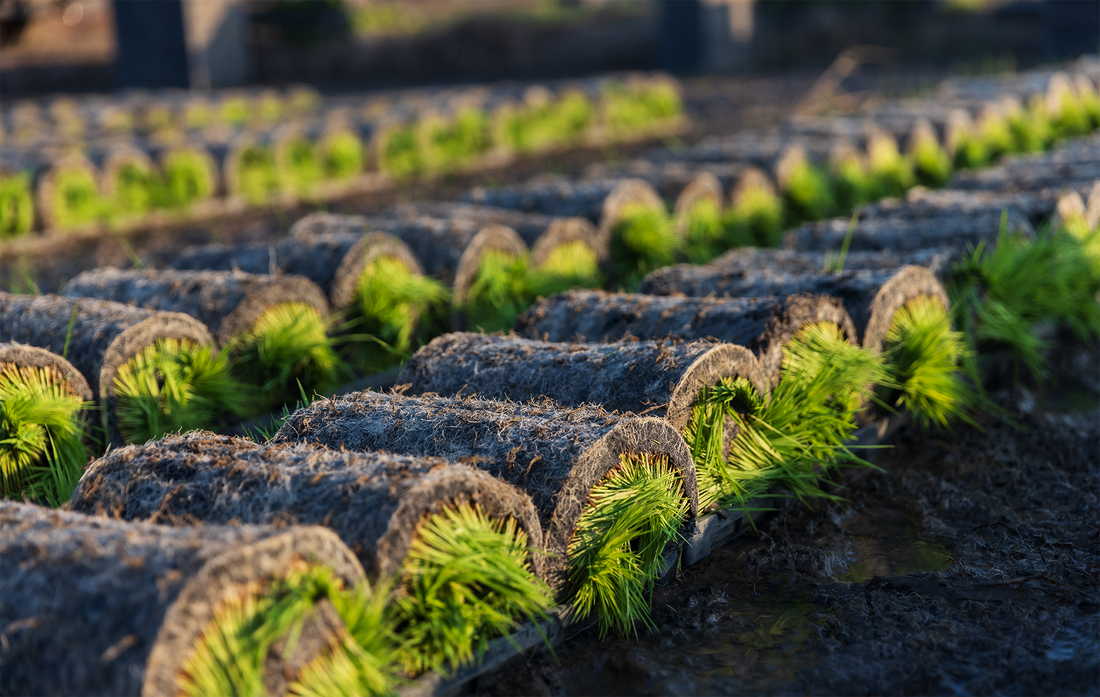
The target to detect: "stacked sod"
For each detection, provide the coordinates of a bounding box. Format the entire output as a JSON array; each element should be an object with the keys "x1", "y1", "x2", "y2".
[
  {"x1": 0, "y1": 293, "x2": 227, "y2": 446},
  {"x1": 67, "y1": 431, "x2": 551, "y2": 675},
  {"x1": 63, "y1": 268, "x2": 338, "y2": 413},
  {"x1": 637, "y1": 262, "x2": 966, "y2": 428},
  {"x1": 0, "y1": 343, "x2": 93, "y2": 505},
  {"x1": 0, "y1": 501, "x2": 367, "y2": 697},
  {"x1": 515, "y1": 291, "x2": 858, "y2": 388},
  {"x1": 271, "y1": 393, "x2": 697, "y2": 636},
  {"x1": 173, "y1": 218, "x2": 440, "y2": 374}
]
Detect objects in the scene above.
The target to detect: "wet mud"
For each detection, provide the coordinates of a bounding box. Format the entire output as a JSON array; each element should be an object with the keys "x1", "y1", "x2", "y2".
[{"x1": 483, "y1": 344, "x2": 1100, "y2": 696}]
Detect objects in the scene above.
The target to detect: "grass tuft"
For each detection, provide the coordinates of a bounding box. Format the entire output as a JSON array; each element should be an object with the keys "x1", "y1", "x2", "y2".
[
  {"x1": 0, "y1": 364, "x2": 90, "y2": 506},
  {"x1": 180, "y1": 565, "x2": 399, "y2": 697},
  {"x1": 0, "y1": 173, "x2": 35, "y2": 239},
  {"x1": 159, "y1": 149, "x2": 215, "y2": 208},
  {"x1": 881, "y1": 296, "x2": 973, "y2": 430},
  {"x1": 114, "y1": 338, "x2": 248, "y2": 444},
  {"x1": 867, "y1": 135, "x2": 915, "y2": 199},
  {"x1": 236, "y1": 145, "x2": 280, "y2": 205},
  {"x1": 610, "y1": 203, "x2": 681, "y2": 290},
  {"x1": 568, "y1": 452, "x2": 687, "y2": 639},
  {"x1": 279, "y1": 136, "x2": 325, "y2": 195},
  {"x1": 463, "y1": 250, "x2": 530, "y2": 333},
  {"x1": 782, "y1": 160, "x2": 837, "y2": 223},
  {"x1": 524, "y1": 241, "x2": 604, "y2": 299},
  {"x1": 349, "y1": 256, "x2": 452, "y2": 373},
  {"x1": 724, "y1": 183, "x2": 785, "y2": 248},
  {"x1": 417, "y1": 108, "x2": 491, "y2": 174},
  {"x1": 682, "y1": 198, "x2": 727, "y2": 264},
  {"x1": 51, "y1": 164, "x2": 102, "y2": 229},
  {"x1": 686, "y1": 324, "x2": 886, "y2": 513},
  {"x1": 498, "y1": 92, "x2": 593, "y2": 154},
  {"x1": 603, "y1": 82, "x2": 682, "y2": 136},
  {"x1": 229, "y1": 303, "x2": 345, "y2": 414},
  {"x1": 948, "y1": 225, "x2": 1100, "y2": 381},
  {"x1": 397, "y1": 503, "x2": 552, "y2": 676},
  {"x1": 909, "y1": 130, "x2": 953, "y2": 188},
  {"x1": 322, "y1": 131, "x2": 365, "y2": 180}
]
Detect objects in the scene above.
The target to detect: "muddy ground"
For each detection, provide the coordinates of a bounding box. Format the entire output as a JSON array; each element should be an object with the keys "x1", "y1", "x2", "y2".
[{"x1": 482, "y1": 342, "x2": 1100, "y2": 696}]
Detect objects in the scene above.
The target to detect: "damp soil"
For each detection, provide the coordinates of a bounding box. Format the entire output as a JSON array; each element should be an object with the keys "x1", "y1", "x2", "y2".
[{"x1": 482, "y1": 343, "x2": 1100, "y2": 696}]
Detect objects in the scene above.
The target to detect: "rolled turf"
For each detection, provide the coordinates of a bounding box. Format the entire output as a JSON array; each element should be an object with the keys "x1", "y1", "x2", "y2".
[
  {"x1": 63, "y1": 268, "x2": 339, "y2": 412},
  {"x1": 598, "y1": 178, "x2": 681, "y2": 288},
  {"x1": 0, "y1": 501, "x2": 365, "y2": 697},
  {"x1": 67, "y1": 430, "x2": 552, "y2": 675},
  {"x1": 270, "y1": 392, "x2": 697, "y2": 636},
  {"x1": 0, "y1": 343, "x2": 92, "y2": 505},
  {"x1": 515, "y1": 290, "x2": 858, "y2": 388},
  {"x1": 0, "y1": 293, "x2": 225, "y2": 446}
]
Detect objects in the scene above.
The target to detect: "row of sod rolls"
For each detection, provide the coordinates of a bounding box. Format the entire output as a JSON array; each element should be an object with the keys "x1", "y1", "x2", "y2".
[
  {"x1": 59, "y1": 435, "x2": 551, "y2": 687},
  {"x1": 1, "y1": 75, "x2": 685, "y2": 238}
]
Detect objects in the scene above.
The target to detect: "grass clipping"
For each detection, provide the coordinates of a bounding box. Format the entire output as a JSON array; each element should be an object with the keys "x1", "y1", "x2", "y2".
[
  {"x1": 568, "y1": 452, "x2": 688, "y2": 639},
  {"x1": 0, "y1": 363, "x2": 90, "y2": 506},
  {"x1": 685, "y1": 323, "x2": 887, "y2": 513},
  {"x1": 114, "y1": 338, "x2": 247, "y2": 444}
]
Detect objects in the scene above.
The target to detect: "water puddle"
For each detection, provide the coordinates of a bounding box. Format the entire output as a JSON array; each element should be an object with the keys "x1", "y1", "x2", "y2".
[{"x1": 836, "y1": 506, "x2": 953, "y2": 583}]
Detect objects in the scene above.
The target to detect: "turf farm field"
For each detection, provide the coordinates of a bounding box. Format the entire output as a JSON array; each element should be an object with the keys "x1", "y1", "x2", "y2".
[{"x1": 1, "y1": 58, "x2": 1099, "y2": 697}]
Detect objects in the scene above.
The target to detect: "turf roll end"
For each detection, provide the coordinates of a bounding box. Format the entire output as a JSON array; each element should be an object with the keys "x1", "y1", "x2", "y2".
[
  {"x1": 454, "y1": 224, "x2": 530, "y2": 333},
  {"x1": 568, "y1": 451, "x2": 688, "y2": 638},
  {"x1": 230, "y1": 302, "x2": 343, "y2": 413}
]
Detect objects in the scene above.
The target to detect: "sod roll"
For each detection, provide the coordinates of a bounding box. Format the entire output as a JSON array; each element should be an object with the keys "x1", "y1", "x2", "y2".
[
  {"x1": 67, "y1": 431, "x2": 544, "y2": 582},
  {"x1": 63, "y1": 268, "x2": 329, "y2": 346},
  {"x1": 635, "y1": 264, "x2": 948, "y2": 353},
  {"x1": 171, "y1": 224, "x2": 422, "y2": 313},
  {"x1": 529, "y1": 215, "x2": 608, "y2": 268},
  {"x1": 270, "y1": 392, "x2": 697, "y2": 591},
  {"x1": 0, "y1": 501, "x2": 364, "y2": 697},
  {"x1": 0, "y1": 293, "x2": 214, "y2": 444},
  {"x1": 781, "y1": 192, "x2": 1033, "y2": 252},
  {"x1": 514, "y1": 291, "x2": 857, "y2": 385},
  {"x1": 641, "y1": 246, "x2": 955, "y2": 294},
  {"x1": 398, "y1": 333, "x2": 767, "y2": 433},
  {"x1": 0, "y1": 342, "x2": 93, "y2": 404}
]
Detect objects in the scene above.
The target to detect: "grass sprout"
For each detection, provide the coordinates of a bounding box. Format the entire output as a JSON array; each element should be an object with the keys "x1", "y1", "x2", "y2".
[
  {"x1": 397, "y1": 503, "x2": 552, "y2": 676},
  {"x1": 114, "y1": 338, "x2": 248, "y2": 444},
  {"x1": 568, "y1": 452, "x2": 688, "y2": 639},
  {"x1": 0, "y1": 363, "x2": 90, "y2": 506}
]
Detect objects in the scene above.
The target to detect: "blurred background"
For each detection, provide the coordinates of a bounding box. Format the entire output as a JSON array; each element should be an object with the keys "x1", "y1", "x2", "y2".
[{"x1": 2, "y1": 0, "x2": 1097, "y2": 95}]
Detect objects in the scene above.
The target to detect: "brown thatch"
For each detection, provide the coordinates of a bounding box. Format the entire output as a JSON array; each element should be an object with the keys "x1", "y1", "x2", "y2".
[
  {"x1": 397, "y1": 333, "x2": 767, "y2": 432},
  {"x1": 632, "y1": 264, "x2": 950, "y2": 351},
  {"x1": 62, "y1": 268, "x2": 329, "y2": 346},
  {"x1": 0, "y1": 293, "x2": 214, "y2": 445},
  {"x1": 270, "y1": 392, "x2": 698, "y2": 591},
  {"x1": 0, "y1": 342, "x2": 93, "y2": 403},
  {"x1": 66, "y1": 431, "x2": 545, "y2": 582},
  {"x1": 0, "y1": 501, "x2": 364, "y2": 697},
  {"x1": 514, "y1": 291, "x2": 858, "y2": 385}
]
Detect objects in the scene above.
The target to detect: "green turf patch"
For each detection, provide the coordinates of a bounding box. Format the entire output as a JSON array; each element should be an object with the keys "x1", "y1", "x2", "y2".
[
  {"x1": 111, "y1": 162, "x2": 156, "y2": 218},
  {"x1": 909, "y1": 128, "x2": 953, "y2": 188},
  {"x1": 685, "y1": 323, "x2": 886, "y2": 513},
  {"x1": 236, "y1": 145, "x2": 280, "y2": 205},
  {"x1": 0, "y1": 363, "x2": 90, "y2": 506},
  {"x1": 397, "y1": 503, "x2": 552, "y2": 676},
  {"x1": 50, "y1": 163, "x2": 102, "y2": 230},
  {"x1": 0, "y1": 173, "x2": 35, "y2": 240},
  {"x1": 609, "y1": 202, "x2": 681, "y2": 290},
  {"x1": 830, "y1": 153, "x2": 876, "y2": 213},
  {"x1": 378, "y1": 123, "x2": 422, "y2": 179},
  {"x1": 114, "y1": 338, "x2": 247, "y2": 444},
  {"x1": 880, "y1": 296, "x2": 972, "y2": 430},
  {"x1": 322, "y1": 131, "x2": 365, "y2": 181},
  {"x1": 948, "y1": 225, "x2": 1100, "y2": 381},
  {"x1": 279, "y1": 136, "x2": 325, "y2": 195},
  {"x1": 681, "y1": 198, "x2": 727, "y2": 264},
  {"x1": 568, "y1": 452, "x2": 688, "y2": 638},
  {"x1": 524, "y1": 240, "x2": 605, "y2": 299},
  {"x1": 782, "y1": 160, "x2": 837, "y2": 224},
  {"x1": 724, "y1": 182, "x2": 785, "y2": 248},
  {"x1": 229, "y1": 303, "x2": 345, "y2": 414},
  {"x1": 349, "y1": 255, "x2": 451, "y2": 373},
  {"x1": 418, "y1": 108, "x2": 491, "y2": 174},
  {"x1": 867, "y1": 135, "x2": 915, "y2": 199},
  {"x1": 180, "y1": 565, "x2": 398, "y2": 697},
  {"x1": 159, "y1": 149, "x2": 216, "y2": 209},
  {"x1": 602, "y1": 81, "x2": 683, "y2": 136},
  {"x1": 498, "y1": 91, "x2": 593, "y2": 154},
  {"x1": 463, "y1": 250, "x2": 530, "y2": 333}
]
